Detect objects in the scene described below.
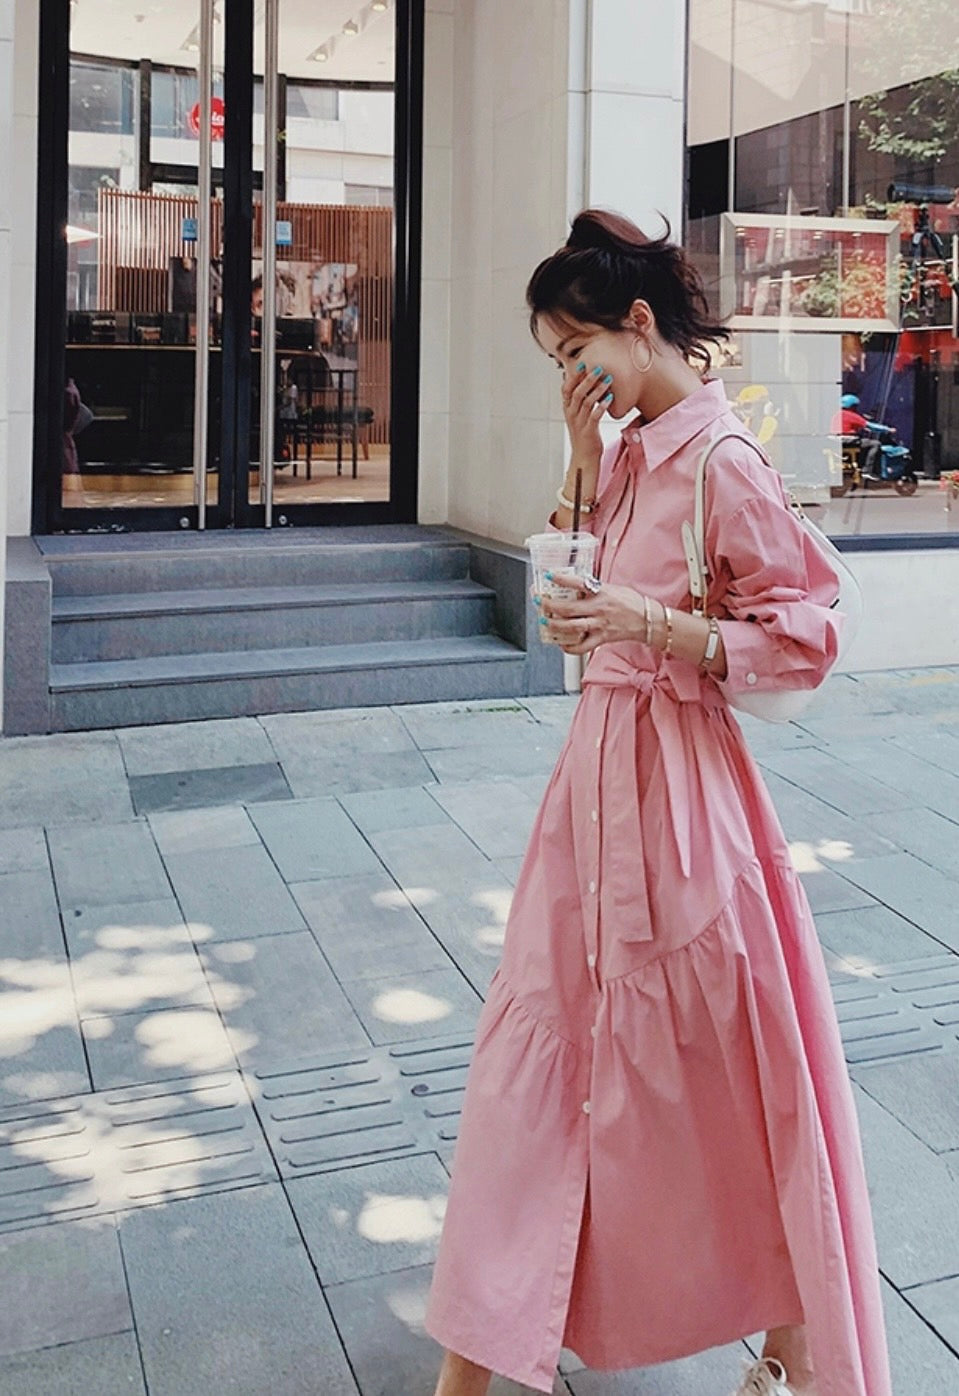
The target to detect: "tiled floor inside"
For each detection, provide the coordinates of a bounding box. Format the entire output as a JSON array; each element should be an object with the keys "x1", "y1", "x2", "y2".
[{"x1": 1, "y1": 673, "x2": 959, "y2": 1392}]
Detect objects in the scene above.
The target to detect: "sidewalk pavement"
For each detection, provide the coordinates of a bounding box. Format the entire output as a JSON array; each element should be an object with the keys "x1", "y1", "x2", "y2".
[{"x1": 1, "y1": 670, "x2": 959, "y2": 1395}]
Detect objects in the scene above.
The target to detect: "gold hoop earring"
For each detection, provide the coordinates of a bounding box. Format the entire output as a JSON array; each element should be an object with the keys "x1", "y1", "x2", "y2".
[{"x1": 630, "y1": 336, "x2": 654, "y2": 374}]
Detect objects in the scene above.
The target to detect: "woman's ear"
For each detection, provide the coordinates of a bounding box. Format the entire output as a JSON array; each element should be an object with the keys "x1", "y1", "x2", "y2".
[{"x1": 628, "y1": 299, "x2": 655, "y2": 335}]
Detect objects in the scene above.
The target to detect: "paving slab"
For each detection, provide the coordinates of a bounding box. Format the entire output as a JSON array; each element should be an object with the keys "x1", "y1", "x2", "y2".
[
  {"x1": 836, "y1": 853, "x2": 959, "y2": 952},
  {"x1": 281, "y1": 747, "x2": 438, "y2": 799},
  {"x1": 0, "y1": 1330, "x2": 145, "y2": 1396},
  {"x1": 163, "y1": 843, "x2": 306, "y2": 941},
  {"x1": 881, "y1": 1275, "x2": 959, "y2": 1395},
  {"x1": 854, "y1": 1052, "x2": 959, "y2": 1152},
  {"x1": 761, "y1": 770, "x2": 899, "y2": 864},
  {"x1": 119, "y1": 1184, "x2": 358, "y2": 1395},
  {"x1": 199, "y1": 931, "x2": 369, "y2": 1065},
  {"x1": 48, "y1": 822, "x2": 170, "y2": 910},
  {"x1": 426, "y1": 737, "x2": 568, "y2": 785},
  {"x1": 287, "y1": 1152, "x2": 450, "y2": 1284},
  {"x1": 69, "y1": 931, "x2": 213, "y2": 1021},
  {"x1": 427, "y1": 780, "x2": 543, "y2": 859},
  {"x1": 855, "y1": 1084, "x2": 959, "y2": 1287},
  {"x1": 83, "y1": 1005, "x2": 239, "y2": 1091},
  {"x1": 797, "y1": 866, "x2": 877, "y2": 916},
  {"x1": 888, "y1": 725, "x2": 959, "y2": 776},
  {"x1": 249, "y1": 796, "x2": 382, "y2": 882},
  {"x1": 0, "y1": 1217, "x2": 131, "y2": 1356},
  {"x1": 815, "y1": 904, "x2": 948, "y2": 968},
  {"x1": 0, "y1": 733, "x2": 132, "y2": 829},
  {"x1": 338, "y1": 784, "x2": 450, "y2": 836},
  {"x1": 261, "y1": 707, "x2": 418, "y2": 760},
  {"x1": 396, "y1": 698, "x2": 541, "y2": 751},
  {"x1": 341, "y1": 966, "x2": 483, "y2": 1045},
  {"x1": 129, "y1": 761, "x2": 292, "y2": 814},
  {"x1": 0, "y1": 827, "x2": 48, "y2": 875},
  {"x1": 147, "y1": 804, "x2": 261, "y2": 856},
  {"x1": 824, "y1": 737, "x2": 959, "y2": 822},
  {"x1": 0, "y1": 867, "x2": 65, "y2": 957},
  {"x1": 0, "y1": 1010, "x2": 89, "y2": 1109},
  {"x1": 860, "y1": 804, "x2": 959, "y2": 880},
  {"x1": 757, "y1": 747, "x2": 919, "y2": 818},
  {"x1": 292, "y1": 873, "x2": 453, "y2": 981},
  {"x1": 116, "y1": 717, "x2": 276, "y2": 777},
  {"x1": 900, "y1": 1274, "x2": 959, "y2": 1356}
]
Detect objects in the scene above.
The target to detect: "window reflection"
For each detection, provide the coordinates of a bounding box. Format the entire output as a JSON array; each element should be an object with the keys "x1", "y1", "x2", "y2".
[{"x1": 687, "y1": 0, "x2": 959, "y2": 536}]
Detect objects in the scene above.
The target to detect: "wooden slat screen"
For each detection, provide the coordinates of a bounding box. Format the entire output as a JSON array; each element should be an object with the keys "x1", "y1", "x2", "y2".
[{"x1": 97, "y1": 190, "x2": 392, "y2": 444}]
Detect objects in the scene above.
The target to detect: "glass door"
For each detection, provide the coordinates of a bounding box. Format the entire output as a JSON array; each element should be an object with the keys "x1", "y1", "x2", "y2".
[
  {"x1": 43, "y1": 0, "x2": 413, "y2": 532},
  {"x1": 248, "y1": 0, "x2": 396, "y2": 524}
]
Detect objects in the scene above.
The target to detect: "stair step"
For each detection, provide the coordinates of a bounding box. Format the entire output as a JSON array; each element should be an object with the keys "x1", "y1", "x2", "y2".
[
  {"x1": 51, "y1": 579, "x2": 497, "y2": 661},
  {"x1": 41, "y1": 529, "x2": 470, "y2": 595},
  {"x1": 52, "y1": 578, "x2": 493, "y2": 622},
  {"x1": 50, "y1": 635, "x2": 527, "y2": 730}
]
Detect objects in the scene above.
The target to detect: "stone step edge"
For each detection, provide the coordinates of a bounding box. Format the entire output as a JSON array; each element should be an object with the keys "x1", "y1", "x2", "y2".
[
  {"x1": 52, "y1": 577, "x2": 495, "y2": 623},
  {"x1": 50, "y1": 633, "x2": 526, "y2": 692}
]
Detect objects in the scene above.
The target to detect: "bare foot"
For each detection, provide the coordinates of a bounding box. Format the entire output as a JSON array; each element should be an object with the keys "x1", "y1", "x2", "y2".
[{"x1": 433, "y1": 1349, "x2": 492, "y2": 1396}]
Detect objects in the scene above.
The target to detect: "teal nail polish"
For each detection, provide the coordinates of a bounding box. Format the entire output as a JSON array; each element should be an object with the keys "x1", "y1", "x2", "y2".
[
  {"x1": 592, "y1": 365, "x2": 603, "y2": 376},
  {"x1": 602, "y1": 392, "x2": 613, "y2": 404},
  {"x1": 533, "y1": 595, "x2": 541, "y2": 606},
  {"x1": 575, "y1": 362, "x2": 586, "y2": 373},
  {"x1": 538, "y1": 616, "x2": 548, "y2": 626},
  {"x1": 602, "y1": 373, "x2": 613, "y2": 384},
  {"x1": 544, "y1": 570, "x2": 553, "y2": 581}
]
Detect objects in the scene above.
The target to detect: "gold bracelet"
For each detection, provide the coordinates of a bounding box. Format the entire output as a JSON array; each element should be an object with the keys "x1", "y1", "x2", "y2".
[
  {"x1": 663, "y1": 604, "x2": 674, "y2": 657},
  {"x1": 643, "y1": 594, "x2": 652, "y2": 645},
  {"x1": 700, "y1": 615, "x2": 720, "y2": 670}
]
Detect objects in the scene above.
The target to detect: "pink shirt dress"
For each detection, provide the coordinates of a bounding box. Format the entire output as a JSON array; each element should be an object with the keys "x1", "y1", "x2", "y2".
[{"x1": 424, "y1": 379, "x2": 892, "y2": 1396}]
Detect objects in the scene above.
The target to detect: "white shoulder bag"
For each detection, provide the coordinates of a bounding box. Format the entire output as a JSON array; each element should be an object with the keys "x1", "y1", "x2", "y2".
[{"x1": 682, "y1": 431, "x2": 863, "y2": 723}]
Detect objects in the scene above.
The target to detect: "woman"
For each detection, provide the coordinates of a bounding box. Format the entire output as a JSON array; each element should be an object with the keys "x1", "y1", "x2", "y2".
[{"x1": 424, "y1": 210, "x2": 892, "y2": 1396}]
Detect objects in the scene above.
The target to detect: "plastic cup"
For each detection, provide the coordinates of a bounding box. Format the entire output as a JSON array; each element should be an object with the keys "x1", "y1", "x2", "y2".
[{"x1": 526, "y1": 531, "x2": 599, "y2": 644}]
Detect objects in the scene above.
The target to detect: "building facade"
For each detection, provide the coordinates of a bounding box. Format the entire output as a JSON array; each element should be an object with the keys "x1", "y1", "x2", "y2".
[{"x1": 2, "y1": 0, "x2": 958, "y2": 731}]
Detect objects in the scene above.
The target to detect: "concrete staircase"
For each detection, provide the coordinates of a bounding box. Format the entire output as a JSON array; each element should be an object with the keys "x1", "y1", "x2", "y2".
[{"x1": 34, "y1": 527, "x2": 535, "y2": 731}]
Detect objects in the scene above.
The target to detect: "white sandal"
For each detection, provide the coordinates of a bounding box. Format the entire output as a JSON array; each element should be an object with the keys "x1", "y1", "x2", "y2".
[{"x1": 731, "y1": 1356, "x2": 792, "y2": 1395}]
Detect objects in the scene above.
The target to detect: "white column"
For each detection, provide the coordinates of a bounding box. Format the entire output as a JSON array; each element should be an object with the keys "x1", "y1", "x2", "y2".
[{"x1": 581, "y1": 0, "x2": 687, "y2": 240}]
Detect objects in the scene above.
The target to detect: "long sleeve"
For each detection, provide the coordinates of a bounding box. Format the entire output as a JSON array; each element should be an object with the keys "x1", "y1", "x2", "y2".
[{"x1": 705, "y1": 443, "x2": 843, "y2": 696}]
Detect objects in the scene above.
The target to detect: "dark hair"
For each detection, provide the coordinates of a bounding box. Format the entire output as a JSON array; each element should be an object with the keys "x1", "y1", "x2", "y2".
[{"x1": 526, "y1": 208, "x2": 729, "y2": 371}]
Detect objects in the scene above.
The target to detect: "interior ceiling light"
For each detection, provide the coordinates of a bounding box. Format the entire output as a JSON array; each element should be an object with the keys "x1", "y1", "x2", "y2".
[
  {"x1": 371, "y1": 1, "x2": 388, "y2": 10},
  {"x1": 343, "y1": 18, "x2": 359, "y2": 36},
  {"x1": 308, "y1": 43, "x2": 330, "y2": 61}
]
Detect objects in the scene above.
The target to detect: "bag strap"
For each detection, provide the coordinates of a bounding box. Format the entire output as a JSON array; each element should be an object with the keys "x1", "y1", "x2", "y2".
[{"x1": 684, "y1": 430, "x2": 774, "y2": 617}]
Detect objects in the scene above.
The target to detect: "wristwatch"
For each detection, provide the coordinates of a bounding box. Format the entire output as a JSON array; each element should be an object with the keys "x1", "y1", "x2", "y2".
[{"x1": 701, "y1": 616, "x2": 720, "y2": 669}]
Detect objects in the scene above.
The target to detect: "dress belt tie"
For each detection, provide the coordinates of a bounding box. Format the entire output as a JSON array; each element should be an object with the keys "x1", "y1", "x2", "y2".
[{"x1": 581, "y1": 653, "x2": 726, "y2": 943}]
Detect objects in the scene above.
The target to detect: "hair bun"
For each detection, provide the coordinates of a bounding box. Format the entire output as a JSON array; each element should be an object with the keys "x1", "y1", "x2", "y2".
[{"x1": 566, "y1": 208, "x2": 662, "y2": 257}]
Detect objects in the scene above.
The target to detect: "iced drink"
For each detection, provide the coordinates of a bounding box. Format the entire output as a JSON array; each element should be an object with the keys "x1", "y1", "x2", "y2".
[{"x1": 526, "y1": 531, "x2": 599, "y2": 644}]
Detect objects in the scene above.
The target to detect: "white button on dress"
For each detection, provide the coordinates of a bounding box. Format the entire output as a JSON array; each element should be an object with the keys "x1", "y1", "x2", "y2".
[
  {"x1": 587, "y1": 953, "x2": 596, "y2": 968},
  {"x1": 590, "y1": 1025, "x2": 598, "y2": 1039},
  {"x1": 582, "y1": 1101, "x2": 591, "y2": 1114},
  {"x1": 746, "y1": 672, "x2": 758, "y2": 686},
  {"x1": 588, "y1": 880, "x2": 596, "y2": 894},
  {"x1": 591, "y1": 809, "x2": 598, "y2": 823}
]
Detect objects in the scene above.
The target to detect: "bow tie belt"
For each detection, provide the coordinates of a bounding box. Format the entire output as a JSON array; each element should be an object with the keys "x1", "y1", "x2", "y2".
[{"x1": 580, "y1": 654, "x2": 726, "y2": 943}]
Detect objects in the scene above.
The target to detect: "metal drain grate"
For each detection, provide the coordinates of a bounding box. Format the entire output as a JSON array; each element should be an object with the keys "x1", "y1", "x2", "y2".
[
  {"x1": 832, "y1": 952, "x2": 959, "y2": 1065},
  {"x1": 247, "y1": 1033, "x2": 474, "y2": 1177},
  {"x1": 0, "y1": 1073, "x2": 276, "y2": 1233}
]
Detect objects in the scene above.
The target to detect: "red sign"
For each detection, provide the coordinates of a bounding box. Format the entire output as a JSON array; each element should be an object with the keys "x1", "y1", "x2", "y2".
[{"x1": 187, "y1": 96, "x2": 225, "y2": 141}]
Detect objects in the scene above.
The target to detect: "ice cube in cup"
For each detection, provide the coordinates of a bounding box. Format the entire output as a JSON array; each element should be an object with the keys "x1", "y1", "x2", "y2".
[{"x1": 526, "y1": 531, "x2": 599, "y2": 644}]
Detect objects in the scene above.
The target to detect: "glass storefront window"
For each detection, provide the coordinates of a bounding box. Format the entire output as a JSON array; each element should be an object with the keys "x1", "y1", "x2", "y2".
[{"x1": 687, "y1": 0, "x2": 959, "y2": 538}]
